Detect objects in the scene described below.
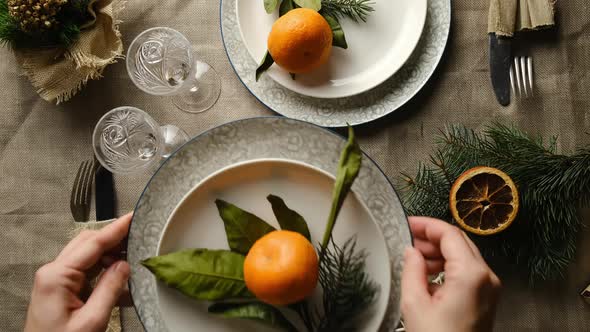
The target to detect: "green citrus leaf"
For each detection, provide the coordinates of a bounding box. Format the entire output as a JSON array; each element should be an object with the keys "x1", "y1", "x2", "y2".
[
  {"x1": 256, "y1": 51, "x2": 274, "y2": 82},
  {"x1": 141, "y1": 249, "x2": 252, "y2": 301},
  {"x1": 264, "y1": 0, "x2": 280, "y2": 13},
  {"x1": 324, "y1": 15, "x2": 348, "y2": 49},
  {"x1": 321, "y1": 126, "x2": 362, "y2": 248},
  {"x1": 209, "y1": 302, "x2": 299, "y2": 332},
  {"x1": 267, "y1": 194, "x2": 311, "y2": 241},
  {"x1": 279, "y1": 0, "x2": 295, "y2": 16},
  {"x1": 215, "y1": 199, "x2": 276, "y2": 255},
  {"x1": 293, "y1": 0, "x2": 321, "y2": 11}
]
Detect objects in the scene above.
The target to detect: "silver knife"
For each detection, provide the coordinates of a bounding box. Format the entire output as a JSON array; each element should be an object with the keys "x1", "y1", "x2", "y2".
[
  {"x1": 489, "y1": 33, "x2": 512, "y2": 106},
  {"x1": 95, "y1": 164, "x2": 116, "y2": 221}
]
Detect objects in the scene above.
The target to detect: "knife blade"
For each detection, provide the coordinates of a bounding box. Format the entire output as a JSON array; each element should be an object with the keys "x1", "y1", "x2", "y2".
[
  {"x1": 95, "y1": 164, "x2": 116, "y2": 221},
  {"x1": 489, "y1": 33, "x2": 512, "y2": 106}
]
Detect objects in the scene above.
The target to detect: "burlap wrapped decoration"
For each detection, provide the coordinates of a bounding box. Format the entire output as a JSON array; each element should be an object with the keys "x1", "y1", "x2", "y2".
[
  {"x1": 488, "y1": 0, "x2": 556, "y2": 37},
  {"x1": 15, "y1": 0, "x2": 125, "y2": 104}
]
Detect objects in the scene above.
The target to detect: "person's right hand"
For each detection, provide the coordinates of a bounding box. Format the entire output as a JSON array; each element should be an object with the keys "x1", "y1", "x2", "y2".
[{"x1": 401, "y1": 217, "x2": 501, "y2": 332}]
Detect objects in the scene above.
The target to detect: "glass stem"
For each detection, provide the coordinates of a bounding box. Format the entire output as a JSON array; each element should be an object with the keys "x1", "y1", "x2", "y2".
[{"x1": 160, "y1": 125, "x2": 190, "y2": 158}]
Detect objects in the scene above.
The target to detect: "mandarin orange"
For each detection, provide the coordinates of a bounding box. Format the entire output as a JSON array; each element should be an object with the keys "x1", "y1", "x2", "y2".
[
  {"x1": 243, "y1": 230, "x2": 319, "y2": 305},
  {"x1": 267, "y1": 8, "x2": 333, "y2": 74}
]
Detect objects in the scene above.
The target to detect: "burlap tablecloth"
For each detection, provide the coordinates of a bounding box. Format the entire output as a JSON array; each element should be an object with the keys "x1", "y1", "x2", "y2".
[{"x1": 1, "y1": 0, "x2": 589, "y2": 331}]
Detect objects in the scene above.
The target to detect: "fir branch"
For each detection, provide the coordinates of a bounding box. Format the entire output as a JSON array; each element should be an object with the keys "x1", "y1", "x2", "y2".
[
  {"x1": 314, "y1": 237, "x2": 379, "y2": 331},
  {"x1": 399, "y1": 122, "x2": 590, "y2": 282},
  {"x1": 400, "y1": 165, "x2": 449, "y2": 218},
  {"x1": 0, "y1": 0, "x2": 93, "y2": 49},
  {"x1": 0, "y1": 0, "x2": 19, "y2": 46},
  {"x1": 71, "y1": 0, "x2": 93, "y2": 12},
  {"x1": 320, "y1": 0, "x2": 375, "y2": 23},
  {"x1": 292, "y1": 302, "x2": 314, "y2": 332},
  {"x1": 57, "y1": 21, "x2": 81, "y2": 47}
]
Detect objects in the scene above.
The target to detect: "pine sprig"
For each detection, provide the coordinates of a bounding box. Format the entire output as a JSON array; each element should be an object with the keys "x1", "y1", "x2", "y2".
[
  {"x1": 320, "y1": 0, "x2": 375, "y2": 23},
  {"x1": 315, "y1": 237, "x2": 379, "y2": 331},
  {"x1": 0, "y1": 0, "x2": 18, "y2": 45},
  {"x1": 399, "y1": 123, "x2": 590, "y2": 282},
  {"x1": 0, "y1": 0, "x2": 92, "y2": 49}
]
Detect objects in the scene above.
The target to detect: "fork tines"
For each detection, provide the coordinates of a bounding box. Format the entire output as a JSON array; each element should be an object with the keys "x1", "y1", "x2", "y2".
[
  {"x1": 510, "y1": 56, "x2": 534, "y2": 99},
  {"x1": 70, "y1": 160, "x2": 96, "y2": 222}
]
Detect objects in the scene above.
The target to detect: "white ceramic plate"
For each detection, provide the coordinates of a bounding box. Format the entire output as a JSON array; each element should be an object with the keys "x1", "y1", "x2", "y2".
[
  {"x1": 157, "y1": 159, "x2": 390, "y2": 332},
  {"x1": 221, "y1": 0, "x2": 451, "y2": 127},
  {"x1": 128, "y1": 117, "x2": 412, "y2": 332},
  {"x1": 237, "y1": 0, "x2": 427, "y2": 98}
]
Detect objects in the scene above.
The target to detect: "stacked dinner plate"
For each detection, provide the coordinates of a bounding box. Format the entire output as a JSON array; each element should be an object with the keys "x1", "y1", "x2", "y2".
[
  {"x1": 221, "y1": 0, "x2": 451, "y2": 127},
  {"x1": 128, "y1": 118, "x2": 412, "y2": 332}
]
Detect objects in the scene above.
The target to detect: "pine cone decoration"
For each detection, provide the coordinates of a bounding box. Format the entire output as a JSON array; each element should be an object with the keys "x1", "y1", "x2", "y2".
[{"x1": 8, "y1": 0, "x2": 68, "y2": 32}]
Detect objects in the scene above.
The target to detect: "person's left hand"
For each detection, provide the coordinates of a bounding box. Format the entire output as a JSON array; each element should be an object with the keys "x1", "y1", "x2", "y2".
[{"x1": 24, "y1": 213, "x2": 132, "y2": 332}]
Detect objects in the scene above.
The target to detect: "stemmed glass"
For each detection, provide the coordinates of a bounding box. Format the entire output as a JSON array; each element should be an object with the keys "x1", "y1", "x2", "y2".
[
  {"x1": 92, "y1": 106, "x2": 189, "y2": 174},
  {"x1": 126, "y1": 27, "x2": 221, "y2": 113}
]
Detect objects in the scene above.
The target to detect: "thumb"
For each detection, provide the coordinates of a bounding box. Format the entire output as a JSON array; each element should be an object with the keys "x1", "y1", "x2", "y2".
[
  {"x1": 401, "y1": 247, "x2": 431, "y2": 315},
  {"x1": 78, "y1": 261, "x2": 130, "y2": 330}
]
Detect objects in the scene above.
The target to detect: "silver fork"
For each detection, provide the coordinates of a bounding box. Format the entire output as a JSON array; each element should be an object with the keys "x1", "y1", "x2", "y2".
[
  {"x1": 70, "y1": 160, "x2": 96, "y2": 222},
  {"x1": 510, "y1": 56, "x2": 534, "y2": 99}
]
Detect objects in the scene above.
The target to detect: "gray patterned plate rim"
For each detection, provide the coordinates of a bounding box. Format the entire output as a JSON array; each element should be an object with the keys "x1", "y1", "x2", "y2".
[
  {"x1": 219, "y1": 0, "x2": 452, "y2": 128},
  {"x1": 127, "y1": 116, "x2": 412, "y2": 332}
]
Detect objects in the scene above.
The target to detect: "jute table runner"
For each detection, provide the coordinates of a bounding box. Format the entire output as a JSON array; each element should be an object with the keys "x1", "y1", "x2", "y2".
[{"x1": 0, "y1": 0, "x2": 589, "y2": 331}]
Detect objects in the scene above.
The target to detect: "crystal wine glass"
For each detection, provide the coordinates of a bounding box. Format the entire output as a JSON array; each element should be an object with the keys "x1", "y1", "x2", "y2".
[
  {"x1": 126, "y1": 27, "x2": 221, "y2": 113},
  {"x1": 92, "y1": 106, "x2": 190, "y2": 174}
]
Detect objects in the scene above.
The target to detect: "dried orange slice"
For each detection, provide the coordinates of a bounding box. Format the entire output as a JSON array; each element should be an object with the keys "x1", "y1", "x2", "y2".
[{"x1": 450, "y1": 166, "x2": 519, "y2": 235}]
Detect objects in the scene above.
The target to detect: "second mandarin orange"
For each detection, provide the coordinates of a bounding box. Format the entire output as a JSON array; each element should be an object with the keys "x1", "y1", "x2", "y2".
[{"x1": 267, "y1": 8, "x2": 333, "y2": 74}]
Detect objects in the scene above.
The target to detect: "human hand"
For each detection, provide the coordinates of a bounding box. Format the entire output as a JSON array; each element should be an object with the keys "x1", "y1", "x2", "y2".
[
  {"x1": 401, "y1": 217, "x2": 501, "y2": 332},
  {"x1": 24, "y1": 214, "x2": 133, "y2": 332}
]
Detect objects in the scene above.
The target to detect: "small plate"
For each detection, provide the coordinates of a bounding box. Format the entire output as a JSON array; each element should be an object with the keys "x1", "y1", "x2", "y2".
[
  {"x1": 128, "y1": 117, "x2": 412, "y2": 332},
  {"x1": 237, "y1": 0, "x2": 427, "y2": 98}
]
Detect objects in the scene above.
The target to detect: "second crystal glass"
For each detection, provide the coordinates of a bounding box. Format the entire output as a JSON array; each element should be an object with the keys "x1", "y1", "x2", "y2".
[
  {"x1": 93, "y1": 106, "x2": 189, "y2": 174},
  {"x1": 126, "y1": 27, "x2": 221, "y2": 113}
]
